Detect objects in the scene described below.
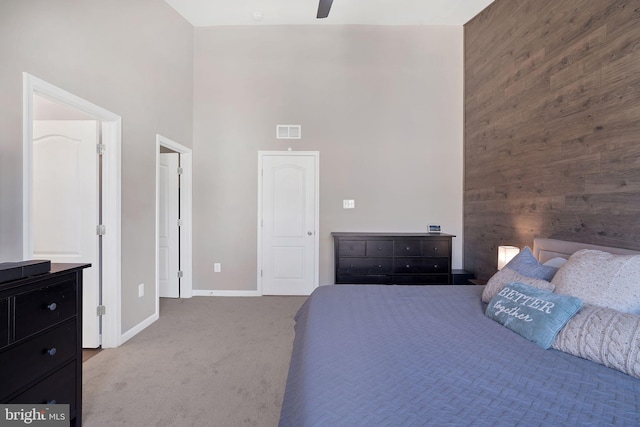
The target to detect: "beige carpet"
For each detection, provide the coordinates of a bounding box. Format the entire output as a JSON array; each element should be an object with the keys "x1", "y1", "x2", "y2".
[{"x1": 83, "y1": 295, "x2": 307, "y2": 427}]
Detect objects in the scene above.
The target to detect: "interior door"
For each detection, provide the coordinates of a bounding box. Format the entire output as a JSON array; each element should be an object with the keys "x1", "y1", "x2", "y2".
[
  {"x1": 32, "y1": 120, "x2": 101, "y2": 348},
  {"x1": 158, "y1": 152, "x2": 180, "y2": 298},
  {"x1": 260, "y1": 153, "x2": 318, "y2": 295}
]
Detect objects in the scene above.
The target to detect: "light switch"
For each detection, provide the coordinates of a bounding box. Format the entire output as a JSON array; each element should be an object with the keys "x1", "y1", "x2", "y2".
[{"x1": 343, "y1": 200, "x2": 355, "y2": 209}]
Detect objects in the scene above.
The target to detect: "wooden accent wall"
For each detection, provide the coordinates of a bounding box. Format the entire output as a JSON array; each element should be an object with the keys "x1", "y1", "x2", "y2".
[{"x1": 464, "y1": 0, "x2": 640, "y2": 280}]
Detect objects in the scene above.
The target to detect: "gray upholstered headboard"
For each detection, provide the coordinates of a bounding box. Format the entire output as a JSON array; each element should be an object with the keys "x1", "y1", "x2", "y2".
[{"x1": 532, "y1": 238, "x2": 640, "y2": 263}]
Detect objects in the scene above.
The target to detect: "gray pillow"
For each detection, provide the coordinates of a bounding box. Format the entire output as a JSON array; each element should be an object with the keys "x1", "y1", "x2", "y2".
[
  {"x1": 543, "y1": 257, "x2": 567, "y2": 268},
  {"x1": 505, "y1": 246, "x2": 558, "y2": 280},
  {"x1": 553, "y1": 304, "x2": 640, "y2": 379},
  {"x1": 551, "y1": 249, "x2": 640, "y2": 314},
  {"x1": 482, "y1": 267, "x2": 555, "y2": 303},
  {"x1": 482, "y1": 247, "x2": 558, "y2": 303}
]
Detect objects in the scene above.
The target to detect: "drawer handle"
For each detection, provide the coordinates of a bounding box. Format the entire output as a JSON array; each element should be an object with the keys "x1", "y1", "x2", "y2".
[
  {"x1": 434, "y1": 265, "x2": 439, "y2": 268},
  {"x1": 378, "y1": 265, "x2": 382, "y2": 268},
  {"x1": 350, "y1": 264, "x2": 354, "y2": 268},
  {"x1": 378, "y1": 247, "x2": 383, "y2": 251},
  {"x1": 406, "y1": 264, "x2": 410, "y2": 268},
  {"x1": 433, "y1": 247, "x2": 438, "y2": 251},
  {"x1": 45, "y1": 347, "x2": 57, "y2": 357},
  {"x1": 46, "y1": 302, "x2": 57, "y2": 311},
  {"x1": 405, "y1": 247, "x2": 410, "y2": 251},
  {"x1": 349, "y1": 247, "x2": 354, "y2": 251}
]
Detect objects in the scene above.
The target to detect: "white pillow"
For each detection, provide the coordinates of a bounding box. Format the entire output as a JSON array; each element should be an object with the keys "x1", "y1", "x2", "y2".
[
  {"x1": 553, "y1": 304, "x2": 640, "y2": 379},
  {"x1": 482, "y1": 267, "x2": 555, "y2": 303},
  {"x1": 551, "y1": 249, "x2": 640, "y2": 314}
]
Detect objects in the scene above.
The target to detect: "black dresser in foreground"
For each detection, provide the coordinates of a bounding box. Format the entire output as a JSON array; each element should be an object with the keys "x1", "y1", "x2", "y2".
[
  {"x1": 332, "y1": 232, "x2": 455, "y2": 285},
  {"x1": 0, "y1": 263, "x2": 89, "y2": 427}
]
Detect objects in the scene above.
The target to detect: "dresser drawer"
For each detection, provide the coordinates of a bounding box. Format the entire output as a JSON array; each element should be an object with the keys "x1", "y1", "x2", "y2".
[
  {"x1": 421, "y1": 240, "x2": 449, "y2": 257},
  {"x1": 338, "y1": 258, "x2": 392, "y2": 275},
  {"x1": 365, "y1": 240, "x2": 393, "y2": 257},
  {"x1": 336, "y1": 275, "x2": 390, "y2": 284},
  {"x1": 393, "y1": 257, "x2": 449, "y2": 274},
  {"x1": 394, "y1": 240, "x2": 422, "y2": 256},
  {"x1": 338, "y1": 240, "x2": 366, "y2": 257},
  {"x1": 10, "y1": 360, "x2": 77, "y2": 415},
  {"x1": 14, "y1": 280, "x2": 77, "y2": 340},
  {"x1": 0, "y1": 320, "x2": 77, "y2": 398},
  {"x1": 393, "y1": 275, "x2": 449, "y2": 285},
  {"x1": 0, "y1": 298, "x2": 8, "y2": 350}
]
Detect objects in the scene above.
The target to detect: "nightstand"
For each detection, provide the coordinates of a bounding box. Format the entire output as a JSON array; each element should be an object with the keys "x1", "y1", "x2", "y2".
[{"x1": 452, "y1": 269, "x2": 475, "y2": 285}]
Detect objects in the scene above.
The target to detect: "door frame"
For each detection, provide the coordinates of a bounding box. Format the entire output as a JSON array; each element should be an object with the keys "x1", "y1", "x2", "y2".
[
  {"x1": 22, "y1": 73, "x2": 122, "y2": 348},
  {"x1": 156, "y1": 135, "x2": 193, "y2": 307},
  {"x1": 257, "y1": 151, "x2": 320, "y2": 295}
]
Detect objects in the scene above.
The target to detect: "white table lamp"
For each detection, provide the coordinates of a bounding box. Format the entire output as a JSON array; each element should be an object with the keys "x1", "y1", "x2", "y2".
[{"x1": 498, "y1": 246, "x2": 520, "y2": 270}]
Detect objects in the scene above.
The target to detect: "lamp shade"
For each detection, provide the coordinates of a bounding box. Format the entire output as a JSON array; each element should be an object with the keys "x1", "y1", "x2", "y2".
[{"x1": 498, "y1": 246, "x2": 520, "y2": 270}]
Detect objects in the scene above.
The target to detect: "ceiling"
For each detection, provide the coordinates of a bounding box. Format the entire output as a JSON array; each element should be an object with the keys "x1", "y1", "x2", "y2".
[{"x1": 164, "y1": 0, "x2": 495, "y2": 27}]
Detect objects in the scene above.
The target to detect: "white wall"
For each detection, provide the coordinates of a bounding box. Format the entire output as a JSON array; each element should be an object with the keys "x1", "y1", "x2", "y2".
[
  {"x1": 0, "y1": 0, "x2": 194, "y2": 333},
  {"x1": 193, "y1": 25, "x2": 464, "y2": 291},
  {"x1": 1, "y1": 1, "x2": 465, "y2": 323}
]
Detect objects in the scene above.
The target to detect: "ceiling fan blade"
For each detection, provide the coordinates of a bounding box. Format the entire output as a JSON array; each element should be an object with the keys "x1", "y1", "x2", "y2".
[{"x1": 317, "y1": 0, "x2": 333, "y2": 18}]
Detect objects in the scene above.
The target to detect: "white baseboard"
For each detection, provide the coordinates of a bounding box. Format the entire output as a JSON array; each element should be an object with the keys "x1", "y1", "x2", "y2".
[
  {"x1": 192, "y1": 290, "x2": 261, "y2": 297},
  {"x1": 119, "y1": 311, "x2": 159, "y2": 345}
]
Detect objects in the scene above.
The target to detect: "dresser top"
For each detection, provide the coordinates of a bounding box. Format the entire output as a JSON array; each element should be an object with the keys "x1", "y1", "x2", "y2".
[
  {"x1": 0, "y1": 262, "x2": 90, "y2": 292},
  {"x1": 331, "y1": 232, "x2": 456, "y2": 238},
  {"x1": 50, "y1": 263, "x2": 92, "y2": 274}
]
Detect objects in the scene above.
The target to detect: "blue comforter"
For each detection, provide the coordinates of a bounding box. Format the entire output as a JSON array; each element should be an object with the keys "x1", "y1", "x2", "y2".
[{"x1": 280, "y1": 285, "x2": 640, "y2": 426}]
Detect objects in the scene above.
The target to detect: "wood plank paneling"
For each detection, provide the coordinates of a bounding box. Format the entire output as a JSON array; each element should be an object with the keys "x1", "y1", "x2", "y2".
[{"x1": 464, "y1": 0, "x2": 640, "y2": 280}]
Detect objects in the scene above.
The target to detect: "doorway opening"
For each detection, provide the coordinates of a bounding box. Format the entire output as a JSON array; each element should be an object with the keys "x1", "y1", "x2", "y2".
[
  {"x1": 23, "y1": 73, "x2": 122, "y2": 348},
  {"x1": 156, "y1": 135, "x2": 192, "y2": 307}
]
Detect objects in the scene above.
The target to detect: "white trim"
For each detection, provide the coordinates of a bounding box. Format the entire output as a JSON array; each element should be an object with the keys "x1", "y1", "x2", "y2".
[
  {"x1": 119, "y1": 311, "x2": 159, "y2": 345},
  {"x1": 192, "y1": 290, "x2": 261, "y2": 297},
  {"x1": 100, "y1": 120, "x2": 122, "y2": 348},
  {"x1": 180, "y1": 153, "x2": 193, "y2": 297},
  {"x1": 23, "y1": 73, "x2": 122, "y2": 348},
  {"x1": 257, "y1": 151, "x2": 320, "y2": 296},
  {"x1": 155, "y1": 135, "x2": 193, "y2": 317}
]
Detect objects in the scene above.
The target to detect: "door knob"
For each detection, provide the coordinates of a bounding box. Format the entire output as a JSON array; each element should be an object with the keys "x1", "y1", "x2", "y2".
[{"x1": 308, "y1": 231, "x2": 313, "y2": 235}]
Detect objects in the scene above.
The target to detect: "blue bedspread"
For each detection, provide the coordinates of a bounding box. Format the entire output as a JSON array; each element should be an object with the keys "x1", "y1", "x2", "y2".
[{"x1": 279, "y1": 285, "x2": 640, "y2": 426}]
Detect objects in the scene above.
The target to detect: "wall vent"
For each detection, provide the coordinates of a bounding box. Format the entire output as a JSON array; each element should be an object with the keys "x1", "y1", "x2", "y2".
[{"x1": 276, "y1": 125, "x2": 301, "y2": 139}]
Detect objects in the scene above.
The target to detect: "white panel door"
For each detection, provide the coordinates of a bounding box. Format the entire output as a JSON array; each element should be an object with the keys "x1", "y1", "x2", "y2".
[
  {"x1": 159, "y1": 153, "x2": 180, "y2": 298},
  {"x1": 261, "y1": 154, "x2": 318, "y2": 295},
  {"x1": 32, "y1": 120, "x2": 100, "y2": 348}
]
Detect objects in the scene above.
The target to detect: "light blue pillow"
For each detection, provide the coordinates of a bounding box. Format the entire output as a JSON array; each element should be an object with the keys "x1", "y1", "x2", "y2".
[
  {"x1": 505, "y1": 246, "x2": 558, "y2": 281},
  {"x1": 486, "y1": 282, "x2": 583, "y2": 349}
]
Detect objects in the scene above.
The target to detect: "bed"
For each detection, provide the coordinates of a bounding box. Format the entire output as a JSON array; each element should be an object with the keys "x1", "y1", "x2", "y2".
[{"x1": 279, "y1": 238, "x2": 640, "y2": 426}]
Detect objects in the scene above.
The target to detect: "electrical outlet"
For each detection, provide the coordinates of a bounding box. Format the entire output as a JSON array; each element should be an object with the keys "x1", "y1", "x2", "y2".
[
  {"x1": 214, "y1": 263, "x2": 221, "y2": 273},
  {"x1": 138, "y1": 283, "x2": 144, "y2": 297}
]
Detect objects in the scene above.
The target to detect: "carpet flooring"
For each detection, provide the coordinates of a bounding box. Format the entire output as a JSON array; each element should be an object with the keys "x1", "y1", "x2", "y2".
[{"x1": 82, "y1": 295, "x2": 306, "y2": 427}]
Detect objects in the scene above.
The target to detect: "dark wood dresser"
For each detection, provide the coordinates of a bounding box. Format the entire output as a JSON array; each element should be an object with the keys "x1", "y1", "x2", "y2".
[
  {"x1": 0, "y1": 263, "x2": 89, "y2": 426},
  {"x1": 332, "y1": 232, "x2": 455, "y2": 285}
]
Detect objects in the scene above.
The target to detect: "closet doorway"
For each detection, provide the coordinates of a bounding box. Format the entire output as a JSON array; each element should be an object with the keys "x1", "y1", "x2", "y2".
[
  {"x1": 23, "y1": 73, "x2": 122, "y2": 348},
  {"x1": 257, "y1": 151, "x2": 319, "y2": 296},
  {"x1": 156, "y1": 135, "x2": 192, "y2": 304}
]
